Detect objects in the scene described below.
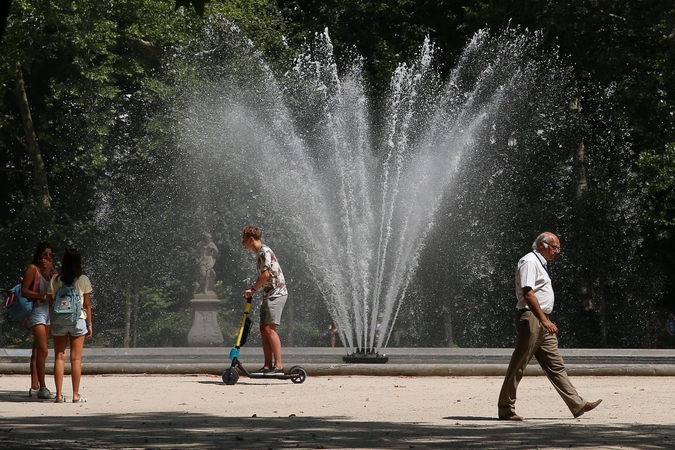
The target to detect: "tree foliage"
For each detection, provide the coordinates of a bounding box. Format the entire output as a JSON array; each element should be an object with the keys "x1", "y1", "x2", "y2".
[{"x1": 1, "y1": 0, "x2": 674, "y2": 348}]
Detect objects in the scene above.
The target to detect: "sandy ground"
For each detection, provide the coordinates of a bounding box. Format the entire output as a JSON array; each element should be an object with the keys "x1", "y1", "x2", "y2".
[{"x1": 0, "y1": 374, "x2": 673, "y2": 449}]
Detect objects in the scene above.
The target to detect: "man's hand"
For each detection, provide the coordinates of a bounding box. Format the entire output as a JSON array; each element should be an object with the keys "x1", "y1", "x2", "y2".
[
  {"x1": 522, "y1": 287, "x2": 557, "y2": 334},
  {"x1": 243, "y1": 289, "x2": 255, "y2": 299},
  {"x1": 541, "y1": 318, "x2": 558, "y2": 335}
]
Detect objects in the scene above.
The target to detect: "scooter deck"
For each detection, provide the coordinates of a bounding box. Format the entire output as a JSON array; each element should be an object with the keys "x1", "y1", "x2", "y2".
[{"x1": 245, "y1": 371, "x2": 292, "y2": 379}]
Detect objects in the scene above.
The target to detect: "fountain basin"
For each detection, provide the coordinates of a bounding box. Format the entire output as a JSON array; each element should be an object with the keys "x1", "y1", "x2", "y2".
[{"x1": 342, "y1": 348, "x2": 389, "y2": 364}]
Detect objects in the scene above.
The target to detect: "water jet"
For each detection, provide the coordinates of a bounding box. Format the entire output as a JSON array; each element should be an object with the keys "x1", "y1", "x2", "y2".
[
  {"x1": 78, "y1": 5, "x2": 627, "y2": 356},
  {"x1": 179, "y1": 21, "x2": 580, "y2": 352}
]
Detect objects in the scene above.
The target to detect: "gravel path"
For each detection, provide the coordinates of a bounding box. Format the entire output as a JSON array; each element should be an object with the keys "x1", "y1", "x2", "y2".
[{"x1": 0, "y1": 374, "x2": 672, "y2": 449}]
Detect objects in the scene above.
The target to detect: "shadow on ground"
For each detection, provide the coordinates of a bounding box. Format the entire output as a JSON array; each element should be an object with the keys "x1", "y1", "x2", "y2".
[{"x1": 0, "y1": 409, "x2": 673, "y2": 449}]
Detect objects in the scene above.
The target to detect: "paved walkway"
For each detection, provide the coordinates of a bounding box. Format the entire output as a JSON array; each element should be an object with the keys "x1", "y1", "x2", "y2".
[{"x1": 0, "y1": 374, "x2": 672, "y2": 449}]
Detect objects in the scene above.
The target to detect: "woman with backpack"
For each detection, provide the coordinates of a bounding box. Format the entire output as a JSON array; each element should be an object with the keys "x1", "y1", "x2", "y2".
[
  {"x1": 48, "y1": 248, "x2": 93, "y2": 403},
  {"x1": 22, "y1": 242, "x2": 59, "y2": 399}
]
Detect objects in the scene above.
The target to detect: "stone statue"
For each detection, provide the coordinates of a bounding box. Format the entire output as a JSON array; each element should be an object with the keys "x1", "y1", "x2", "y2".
[
  {"x1": 188, "y1": 233, "x2": 223, "y2": 346},
  {"x1": 195, "y1": 233, "x2": 218, "y2": 295}
]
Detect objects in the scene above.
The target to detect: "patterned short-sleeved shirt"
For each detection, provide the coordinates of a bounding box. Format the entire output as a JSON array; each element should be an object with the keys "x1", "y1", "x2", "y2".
[{"x1": 257, "y1": 245, "x2": 287, "y2": 299}]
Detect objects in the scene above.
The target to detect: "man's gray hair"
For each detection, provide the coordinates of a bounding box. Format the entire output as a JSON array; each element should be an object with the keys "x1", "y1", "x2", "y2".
[{"x1": 532, "y1": 233, "x2": 550, "y2": 250}]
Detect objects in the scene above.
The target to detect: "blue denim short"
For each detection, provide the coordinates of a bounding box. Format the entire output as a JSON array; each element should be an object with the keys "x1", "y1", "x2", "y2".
[
  {"x1": 26, "y1": 302, "x2": 50, "y2": 327},
  {"x1": 51, "y1": 317, "x2": 88, "y2": 337}
]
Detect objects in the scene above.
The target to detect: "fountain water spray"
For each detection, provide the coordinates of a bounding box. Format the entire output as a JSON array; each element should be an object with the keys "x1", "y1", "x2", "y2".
[{"x1": 181, "y1": 18, "x2": 574, "y2": 356}]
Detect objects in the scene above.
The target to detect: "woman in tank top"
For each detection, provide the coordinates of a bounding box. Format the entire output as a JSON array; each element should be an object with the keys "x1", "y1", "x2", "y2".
[{"x1": 22, "y1": 242, "x2": 58, "y2": 399}]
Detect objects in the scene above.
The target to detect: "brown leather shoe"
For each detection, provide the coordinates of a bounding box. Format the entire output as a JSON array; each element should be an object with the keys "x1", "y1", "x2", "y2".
[
  {"x1": 573, "y1": 399, "x2": 603, "y2": 418},
  {"x1": 499, "y1": 413, "x2": 523, "y2": 421}
]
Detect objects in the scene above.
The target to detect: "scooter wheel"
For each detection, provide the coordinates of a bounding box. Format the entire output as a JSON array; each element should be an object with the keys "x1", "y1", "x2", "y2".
[
  {"x1": 289, "y1": 366, "x2": 307, "y2": 384},
  {"x1": 222, "y1": 367, "x2": 239, "y2": 385}
]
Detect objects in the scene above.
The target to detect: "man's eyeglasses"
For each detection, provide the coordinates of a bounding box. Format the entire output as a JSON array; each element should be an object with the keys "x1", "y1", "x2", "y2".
[
  {"x1": 547, "y1": 243, "x2": 561, "y2": 251},
  {"x1": 42, "y1": 252, "x2": 53, "y2": 258}
]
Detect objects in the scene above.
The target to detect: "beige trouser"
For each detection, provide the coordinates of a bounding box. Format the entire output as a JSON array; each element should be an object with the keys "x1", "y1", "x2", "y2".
[{"x1": 498, "y1": 310, "x2": 585, "y2": 416}]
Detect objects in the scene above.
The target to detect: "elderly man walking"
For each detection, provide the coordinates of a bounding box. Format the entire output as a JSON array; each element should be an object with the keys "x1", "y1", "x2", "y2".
[{"x1": 498, "y1": 232, "x2": 602, "y2": 421}]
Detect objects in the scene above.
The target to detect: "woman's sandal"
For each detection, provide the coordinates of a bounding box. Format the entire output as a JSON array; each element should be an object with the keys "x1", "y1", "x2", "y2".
[
  {"x1": 54, "y1": 395, "x2": 67, "y2": 403},
  {"x1": 72, "y1": 396, "x2": 87, "y2": 403}
]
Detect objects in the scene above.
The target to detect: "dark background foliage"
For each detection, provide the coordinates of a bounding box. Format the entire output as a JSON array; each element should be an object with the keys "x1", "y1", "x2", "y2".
[{"x1": 1, "y1": 0, "x2": 674, "y2": 349}]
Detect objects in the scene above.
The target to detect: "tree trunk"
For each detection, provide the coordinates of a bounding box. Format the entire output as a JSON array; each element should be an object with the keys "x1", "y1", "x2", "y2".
[
  {"x1": 444, "y1": 310, "x2": 454, "y2": 347},
  {"x1": 573, "y1": 99, "x2": 592, "y2": 322},
  {"x1": 597, "y1": 278, "x2": 608, "y2": 347},
  {"x1": 14, "y1": 62, "x2": 50, "y2": 207},
  {"x1": 133, "y1": 288, "x2": 139, "y2": 348},
  {"x1": 123, "y1": 283, "x2": 131, "y2": 348},
  {"x1": 571, "y1": 98, "x2": 588, "y2": 199}
]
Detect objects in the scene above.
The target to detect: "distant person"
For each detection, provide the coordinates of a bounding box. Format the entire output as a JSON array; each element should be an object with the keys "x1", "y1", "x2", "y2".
[
  {"x1": 665, "y1": 312, "x2": 675, "y2": 347},
  {"x1": 393, "y1": 328, "x2": 407, "y2": 347},
  {"x1": 242, "y1": 225, "x2": 288, "y2": 374},
  {"x1": 645, "y1": 312, "x2": 662, "y2": 348},
  {"x1": 327, "y1": 324, "x2": 338, "y2": 347},
  {"x1": 498, "y1": 232, "x2": 602, "y2": 420},
  {"x1": 22, "y1": 243, "x2": 58, "y2": 399},
  {"x1": 48, "y1": 248, "x2": 93, "y2": 403}
]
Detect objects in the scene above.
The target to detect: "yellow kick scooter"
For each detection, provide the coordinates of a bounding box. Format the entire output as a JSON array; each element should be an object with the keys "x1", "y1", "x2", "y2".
[{"x1": 222, "y1": 297, "x2": 307, "y2": 385}]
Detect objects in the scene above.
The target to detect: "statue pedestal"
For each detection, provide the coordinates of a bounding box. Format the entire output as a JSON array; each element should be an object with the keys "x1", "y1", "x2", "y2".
[{"x1": 187, "y1": 294, "x2": 224, "y2": 347}]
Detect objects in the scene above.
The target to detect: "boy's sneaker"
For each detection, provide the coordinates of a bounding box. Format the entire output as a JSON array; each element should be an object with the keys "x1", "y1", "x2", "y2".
[
  {"x1": 29, "y1": 388, "x2": 39, "y2": 398},
  {"x1": 269, "y1": 367, "x2": 284, "y2": 374},
  {"x1": 253, "y1": 367, "x2": 270, "y2": 374},
  {"x1": 37, "y1": 387, "x2": 56, "y2": 399}
]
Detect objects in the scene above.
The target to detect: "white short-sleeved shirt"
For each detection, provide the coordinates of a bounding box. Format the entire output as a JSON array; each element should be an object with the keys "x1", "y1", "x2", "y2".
[
  {"x1": 49, "y1": 275, "x2": 93, "y2": 320},
  {"x1": 515, "y1": 251, "x2": 554, "y2": 314}
]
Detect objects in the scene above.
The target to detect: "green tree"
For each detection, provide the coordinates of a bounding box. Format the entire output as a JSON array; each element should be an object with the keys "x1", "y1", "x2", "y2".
[
  {"x1": 463, "y1": 0, "x2": 675, "y2": 339},
  {"x1": 1, "y1": 0, "x2": 292, "y2": 346}
]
